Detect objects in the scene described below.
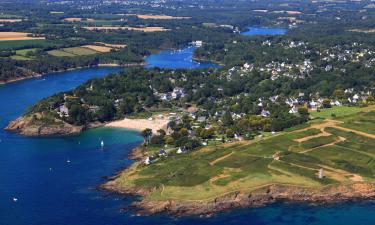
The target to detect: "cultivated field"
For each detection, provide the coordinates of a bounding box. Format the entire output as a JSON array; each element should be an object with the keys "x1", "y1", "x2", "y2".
[
  {"x1": 81, "y1": 45, "x2": 112, "y2": 53},
  {"x1": 63, "y1": 17, "x2": 94, "y2": 22},
  {"x1": 349, "y1": 29, "x2": 375, "y2": 33},
  {"x1": 0, "y1": 19, "x2": 22, "y2": 22},
  {"x1": 9, "y1": 48, "x2": 39, "y2": 60},
  {"x1": 0, "y1": 32, "x2": 45, "y2": 41},
  {"x1": 48, "y1": 46, "x2": 99, "y2": 57},
  {"x1": 94, "y1": 42, "x2": 127, "y2": 49},
  {"x1": 47, "y1": 43, "x2": 126, "y2": 56},
  {"x1": 83, "y1": 26, "x2": 170, "y2": 32},
  {"x1": 0, "y1": 40, "x2": 57, "y2": 51},
  {"x1": 127, "y1": 14, "x2": 190, "y2": 20},
  {"x1": 112, "y1": 107, "x2": 375, "y2": 202}
]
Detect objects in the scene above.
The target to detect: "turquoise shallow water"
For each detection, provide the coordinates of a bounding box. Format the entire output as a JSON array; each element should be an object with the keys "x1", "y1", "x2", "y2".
[{"x1": 1, "y1": 50, "x2": 375, "y2": 225}]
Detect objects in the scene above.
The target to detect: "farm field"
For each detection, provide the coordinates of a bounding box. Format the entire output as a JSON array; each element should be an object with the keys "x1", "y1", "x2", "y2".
[
  {"x1": 0, "y1": 40, "x2": 59, "y2": 51},
  {"x1": 0, "y1": 19, "x2": 22, "y2": 22},
  {"x1": 9, "y1": 48, "x2": 39, "y2": 60},
  {"x1": 126, "y1": 14, "x2": 190, "y2": 20},
  {"x1": 94, "y1": 42, "x2": 126, "y2": 49},
  {"x1": 111, "y1": 108, "x2": 375, "y2": 202},
  {"x1": 63, "y1": 17, "x2": 94, "y2": 22},
  {"x1": 349, "y1": 29, "x2": 375, "y2": 33},
  {"x1": 0, "y1": 32, "x2": 45, "y2": 41},
  {"x1": 83, "y1": 26, "x2": 170, "y2": 32},
  {"x1": 82, "y1": 45, "x2": 113, "y2": 53},
  {"x1": 10, "y1": 55, "x2": 31, "y2": 60},
  {"x1": 48, "y1": 46, "x2": 99, "y2": 57}
]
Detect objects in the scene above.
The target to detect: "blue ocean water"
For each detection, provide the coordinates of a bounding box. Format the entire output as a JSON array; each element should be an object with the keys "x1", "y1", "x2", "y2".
[
  {"x1": 1, "y1": 52, "x2": 375, "y2": 225},
  {"x1": 145, "y1": 46, "x2": 220, "y2": 69},
  {"x1": 241, "y1": 27, "x2": 287, "y2": 36}
]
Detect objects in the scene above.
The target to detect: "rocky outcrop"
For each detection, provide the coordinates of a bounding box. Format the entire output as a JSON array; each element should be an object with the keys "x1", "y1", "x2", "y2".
[
  {"x1": 128, "y1": 147, "x2": 145, "y2": 160},
  {"x1": 5, "y1": 116, "x2": 83, "y2": 136},
  {"x1": 105, "y1": 182, "x2": 375, "y2": 217}
]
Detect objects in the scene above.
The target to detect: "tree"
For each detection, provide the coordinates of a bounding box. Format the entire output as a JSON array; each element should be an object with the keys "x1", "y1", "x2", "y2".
[
  {"x1": 222, "y1": 111, "x2": 234, "y2": 126},
  {"x1": 298, "y1": 107, "x2": 309, "y2": 116},
  {"x1": 165, "y1": 136, "x2": 175, "y2": 146},
  {"x1": 332, "y1": 89, "x2": 345, "y2": 100},
  {"x1": 151, "y1": 135, "x2": 165, "y2": 145},
  {"x1": 322, "y1": 99, "x2": 331, "y2": 108},
  {"x1": 157, "y1": 129, "x2": 166, "y2": 136},
  {"x1": 366, "y1": 95, "x2": 374, "y2": 105},
  {"x1": 226, "y1": 128, "x2": 234, "y2": 138},
  {"x1": 179, "y1": 128, "x2": 189, "y2": 137},
  {"x1": 141, "y1": 128, "x2": 153, "y2": 145},
  {"x1": 98, "y1": 102, "x2": 116, "y2": 121},
  {"x1": 200, "y1": 128, "x2": 215, "y2": 139}
]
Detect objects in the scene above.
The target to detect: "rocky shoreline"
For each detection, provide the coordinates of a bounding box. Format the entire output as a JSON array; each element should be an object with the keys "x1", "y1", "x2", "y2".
[
  {"x1": 5, "y1": 116, "x2": 85, "y2": 136},
  {"x1": 98, "y1": 147, "x2": 375, "y2": 217},
  {"x1": 103, "y1": 178, "x2": 375, "y2": 217}
]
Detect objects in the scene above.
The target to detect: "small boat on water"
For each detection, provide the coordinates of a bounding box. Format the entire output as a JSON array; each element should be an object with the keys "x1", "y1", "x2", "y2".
[
  {"x1": 66, "y1": 159, "x2": 71, "y2": 163},
  {"x1": 101, "y1": 140, "x2": 104, "y2": 147},
  {"x1": 13, "y1": 197, "x2": 18, "y2": 202}
]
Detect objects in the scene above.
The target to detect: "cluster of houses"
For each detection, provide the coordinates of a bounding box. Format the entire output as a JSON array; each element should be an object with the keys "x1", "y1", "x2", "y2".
[
  {"x1": 320, "y1": 43, "x2": 373, "y2": 64},
  {"x1": 233, "y1": 38, "x2": 374, "y2": 82},
  {"x1": 154, "y1": 87, "x2": 187, "y2": 101},
  {"x1": 234, "y1": 58, "x2": 314, "y2": 81}
]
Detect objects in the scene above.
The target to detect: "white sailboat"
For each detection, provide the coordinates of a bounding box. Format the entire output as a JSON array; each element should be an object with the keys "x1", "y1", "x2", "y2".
[{"x1": 101, "y1": 140, "x2": 104, "y2": 147}]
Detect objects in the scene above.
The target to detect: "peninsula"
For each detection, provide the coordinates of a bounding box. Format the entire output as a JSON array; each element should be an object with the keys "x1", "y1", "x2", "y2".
[{"x1": 102, "y1": 108, "x2": 375, "y2": 216}]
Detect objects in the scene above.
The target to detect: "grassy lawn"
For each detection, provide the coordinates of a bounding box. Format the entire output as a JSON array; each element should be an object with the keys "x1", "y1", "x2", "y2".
[{"x1": 310, "y1": 106, "x2": 362, "y2": 119}]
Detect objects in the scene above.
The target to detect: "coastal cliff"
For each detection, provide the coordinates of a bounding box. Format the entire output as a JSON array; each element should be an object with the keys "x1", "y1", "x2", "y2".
[
  {"x1": 103, "y1": 181, "x2": 375, "y2": 216},
  {"x1": 5, "y1": 116, "x2": 83, "y2": 136}
]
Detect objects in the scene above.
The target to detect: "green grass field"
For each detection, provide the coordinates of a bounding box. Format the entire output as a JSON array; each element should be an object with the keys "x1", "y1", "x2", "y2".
[
  {"x1": 111, "y1": 108, "x2": 375, "y2": 202},
  {"x1": 8, "y1": 48, "x2": 39, "y2": 61},
  {"x1": 15, "y1": 48, "x2": 38, "y2": 56},
  {"x1": 310, "y1": 106, "x2": 362, "y2": 119},
  {"x1": 336, "y1": 111, "x2": 375, "y2": 135},
  {"x1": 48, "y1": 46, "x2": 99, "y2": 57},
  {"x1": 0, "y1": 40, "x2": 60, "y2": 51},
  {"x1": 10, "y1": 55, "x2": 32, "y2": 60}
]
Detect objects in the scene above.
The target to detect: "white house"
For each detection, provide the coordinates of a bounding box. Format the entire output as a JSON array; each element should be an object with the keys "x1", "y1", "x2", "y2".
[
  {"x1": 57, "y1": 105, "x2": 69, "y2": 118},
  {"x1": 289, "y1": 107, "x2": 298, "y2": 114},
  {"x1": 192, "y1": 40, "x2": 203, "y2": 47},
  {"x1": 261, "y1": 109, "x2": 271, "y2": 117},
  {"x1": 309, "y1": 100, "x2": 318, "y2": 111}
]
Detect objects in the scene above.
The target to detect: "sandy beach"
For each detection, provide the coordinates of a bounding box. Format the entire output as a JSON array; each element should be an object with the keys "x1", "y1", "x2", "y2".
[{"x1": 105, "y1": 117, "x2": 169, "y2": 133}]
